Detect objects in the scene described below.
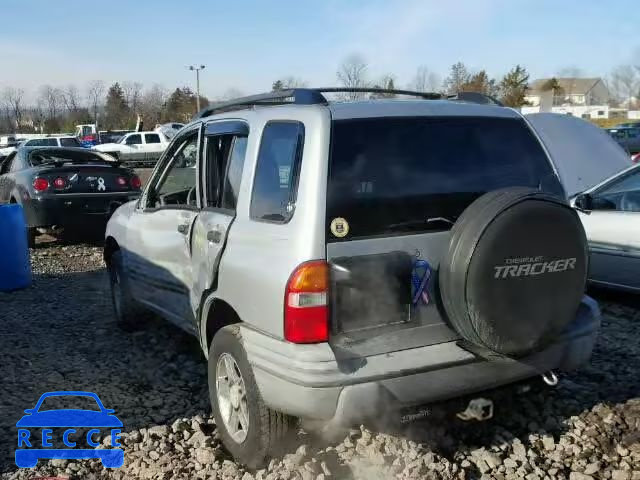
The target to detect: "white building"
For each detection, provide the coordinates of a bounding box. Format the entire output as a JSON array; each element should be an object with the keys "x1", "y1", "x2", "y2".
[{"x1": 521, "y1": 77, "x2": 618, "y2": 119}]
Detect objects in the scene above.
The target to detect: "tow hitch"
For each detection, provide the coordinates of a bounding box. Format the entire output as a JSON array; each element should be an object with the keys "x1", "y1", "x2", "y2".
[{"x1": 456, "y1": 398, "x2": 494, "y2": 422}]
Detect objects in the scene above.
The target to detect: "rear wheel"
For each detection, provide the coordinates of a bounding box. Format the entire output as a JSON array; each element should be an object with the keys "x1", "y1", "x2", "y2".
[
  {"x1": 209, "y1": 326, "x2": 296, "y2": 468},
  {"x1": 10, "y1": 197, "x2": 36, "y2": 248},
  {"x1": 107, "y1": 250, "x2": 145, "y2": 331}
]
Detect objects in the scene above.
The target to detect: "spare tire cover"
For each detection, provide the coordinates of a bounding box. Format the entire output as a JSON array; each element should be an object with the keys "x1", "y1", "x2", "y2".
[{"x1": 439, "y1": 188, "x2": 588, "y2": 357}]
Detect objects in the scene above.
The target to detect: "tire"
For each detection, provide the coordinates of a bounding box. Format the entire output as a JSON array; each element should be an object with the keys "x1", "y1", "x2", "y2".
[
  {"x1": 209, "y1": 326, "x2": 295, "y2": 469},
  {"x1": 439, "y1": 188, "x2": 588, "y2": 357},
  {"x1": 107, "y1": 250, "x2": 144, "y2": 332}
]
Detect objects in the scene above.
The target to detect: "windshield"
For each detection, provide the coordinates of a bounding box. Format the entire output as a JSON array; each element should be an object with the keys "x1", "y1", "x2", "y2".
[{"x1": 327, "y1": 116, "x2": 562, "y2": 240}]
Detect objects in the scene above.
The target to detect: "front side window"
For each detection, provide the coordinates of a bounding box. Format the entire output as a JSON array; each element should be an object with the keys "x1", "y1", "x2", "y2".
[
  {"x1": 149, "y1": 133, "x2": 199, "y2": 208},
  {"x1": 125, "y1": 134, "x2": 142, "y2": 145},
  {"x1": 327, "y1": 117, "x2": 561, "y2": 240},
  {"x1": 250, "y1": 122, "x2": 304, "y2": 222},
  {"x1": 145, "y1": 134, "x2": 161, "y2": 144},
  {"x1": 592, "y1": 169, "x2": 640, "y2": 212}
]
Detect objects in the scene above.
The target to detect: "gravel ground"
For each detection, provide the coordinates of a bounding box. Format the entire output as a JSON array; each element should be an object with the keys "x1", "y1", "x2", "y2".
[{"x1": 0, "y1": 240, "x2": 638, "y2": 480}]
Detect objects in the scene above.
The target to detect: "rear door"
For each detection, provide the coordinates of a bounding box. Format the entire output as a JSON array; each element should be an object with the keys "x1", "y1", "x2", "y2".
[
  {"x1": 123, "y1": 125, "x2": 201, "y2": 332},
  {"x1": 579, "y1": 166, "x2": 640, "y2": 291},
  {"x1": 143, "y1": 133, "x2": 164, "y2": 164},
  {"x1": 189, "y1": 120, "x2": 249, "y2": 324},
  {"x1": 325, "y1": 115, "x2": 564, "y2": 356}
]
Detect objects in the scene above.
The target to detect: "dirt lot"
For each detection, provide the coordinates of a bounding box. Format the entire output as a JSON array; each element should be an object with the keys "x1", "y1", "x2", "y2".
[{"x1": 0, "y1": 239, "x2": 639, "y2": 480}]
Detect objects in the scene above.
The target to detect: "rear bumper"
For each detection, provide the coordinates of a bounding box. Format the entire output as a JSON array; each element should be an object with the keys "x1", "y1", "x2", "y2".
[
  {"x1": 243, "y1": 296, "x2": 600, "y2": 424},
  {"x1": 22, "y1": 193, "x2": 139, "y2": 228}
]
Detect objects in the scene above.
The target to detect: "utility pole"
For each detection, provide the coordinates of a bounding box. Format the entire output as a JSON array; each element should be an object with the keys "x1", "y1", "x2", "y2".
[{"x1": 188, "y1": 65, "x2": 206, "y2": 112}]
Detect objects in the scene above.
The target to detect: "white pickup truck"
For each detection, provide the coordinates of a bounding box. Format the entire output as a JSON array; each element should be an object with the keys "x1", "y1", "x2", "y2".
[{"x1": 93, "y1": 131, "x2": 169, "y2": 166}]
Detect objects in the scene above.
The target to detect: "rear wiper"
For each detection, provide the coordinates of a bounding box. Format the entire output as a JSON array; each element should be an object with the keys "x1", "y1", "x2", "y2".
[{"x1": 387, "y1": 216, "x2": 456, "y2": 231}]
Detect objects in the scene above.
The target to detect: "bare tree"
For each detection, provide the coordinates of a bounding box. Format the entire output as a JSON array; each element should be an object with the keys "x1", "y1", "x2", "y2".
[
  {"x1": 410, "y1": 66, "x2": 441, "y2": 93},
  {"x1": 122, "y1": 81, "x2": 144, "y2": 113},
  {"x1": 61, "y1": 84, "x2": 82, "y2": 114},
  {"x1": 140, "y1": 84, "x2": 168, "y2": 125},
  {"x1": 2, "y1": 87, "x2": 25, "y2": 129},
  {"x1": 39, "y1": 85, "x2": 64, "y2": 120},
  {"x1": 609, "y1": 65, "x2": 639, "y2": 107},
  {"x1": 86, "y1": 80, "x2": 105, "y2": 124},
  {"x1": 337, "y1": 54, "x2": 368, "y2": 99}
]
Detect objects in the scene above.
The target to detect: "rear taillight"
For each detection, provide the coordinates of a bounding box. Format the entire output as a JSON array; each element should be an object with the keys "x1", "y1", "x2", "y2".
[
  {"x1": 53, "y1": 177, "x2": 66, "y2": 189},
  {"x1": 116, "y1": 176, "x2": 128, "y2": 187},
  {"x1": 131, "y1": 175, "x2": 142, "y2": 189},
  {"x1": 33, "y1": 178, "x2": 49, "y2": 192},
  {"x1": 284, "y1": 260, "x2": 329, "y2": 343}
]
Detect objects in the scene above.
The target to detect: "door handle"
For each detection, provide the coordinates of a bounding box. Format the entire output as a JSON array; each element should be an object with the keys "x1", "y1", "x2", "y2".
[
  {"x1": 177, "y1": 223, "x2": 189, "y2": 235},
  {"x1": 207, "y1": 228, "x2": 223, "y2": 243}
]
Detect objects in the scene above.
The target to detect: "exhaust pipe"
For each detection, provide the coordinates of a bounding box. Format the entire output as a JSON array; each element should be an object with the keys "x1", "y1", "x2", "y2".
[{"x1": 541, "y1": 370, "x2": 559, "y2": 386}]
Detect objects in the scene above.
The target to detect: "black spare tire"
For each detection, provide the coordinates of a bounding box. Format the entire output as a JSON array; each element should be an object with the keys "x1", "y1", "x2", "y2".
[{"x1": 439, "y1": 188, "x2": 588, "y2": 357}]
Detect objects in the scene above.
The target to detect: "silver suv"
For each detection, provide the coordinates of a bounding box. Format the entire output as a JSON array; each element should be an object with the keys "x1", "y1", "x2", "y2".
[{"x1": 105, "y1": 88, "x2": 600, "y2": 468}]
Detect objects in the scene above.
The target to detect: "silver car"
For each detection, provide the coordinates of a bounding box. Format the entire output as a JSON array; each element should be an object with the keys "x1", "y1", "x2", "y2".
[
  {"x1": 574, "y1": 163, "x2": 640, "y2": 292},
  {"x1": 105, "y1": 89, "x2": 600, "y2": 467}
]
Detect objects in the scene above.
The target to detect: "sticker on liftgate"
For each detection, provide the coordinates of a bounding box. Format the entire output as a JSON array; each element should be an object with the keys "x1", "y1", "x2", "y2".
[
  {"x1": 493, "y1": 256, "x2": 577, "y2": 279},
  {"x1": 330, "y1": 217, "x2": 349, "y2": 238}
]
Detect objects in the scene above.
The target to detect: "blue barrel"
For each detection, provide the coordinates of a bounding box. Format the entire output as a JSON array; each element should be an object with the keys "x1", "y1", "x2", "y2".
[{"x1": 0, "y1": 204, "x2": 32, "y2": 292}]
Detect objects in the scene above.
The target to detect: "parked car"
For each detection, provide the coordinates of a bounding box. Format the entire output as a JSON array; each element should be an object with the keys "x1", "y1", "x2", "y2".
[
  {"x1": 606, "y1": 127, "x2": 640, "y2": 154},
  {"x1": 93, "y1": 131, "x2": 169, "y2": 166},
  {"x1": 573, "y1": 163, "x2": 640, "y2": 292},
  {"x1": 75, "y1": 124, "x2": 99, "y2": 146},
  {"x1": 0, "y1": 147, "x2": 141, "y2": 246},
  {"x1": 615, "y1": 121, "x2": 640, "y2": 128},
  {"x1": 0, "y1": 136, "x2": 81, "y2": 157},
  {"x1": 105, "y1": 88, "x2": 600, "y2": 468}
]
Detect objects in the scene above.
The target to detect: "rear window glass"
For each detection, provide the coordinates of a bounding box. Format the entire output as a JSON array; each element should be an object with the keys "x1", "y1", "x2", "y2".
[
  {"x1": 60, "y1": 137, "x2": 80, "y2": 147},
  {"x1": 145, "y1": 134, "x2": 161, "y2": 144},
  {"x1": 26, "y1": 138, "x2": 58, "y2": 147},
  {"x1": 327, "y1": 117, "x2": 561, "y2": 240},
  {"x1": 29, "y1": 151, "x2": 112, "y2": 166}
]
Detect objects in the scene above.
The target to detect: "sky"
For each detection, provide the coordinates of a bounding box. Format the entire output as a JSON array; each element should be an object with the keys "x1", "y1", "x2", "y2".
[{"x1": 0, "y1": 0, "x2": 638, "y2": 102}]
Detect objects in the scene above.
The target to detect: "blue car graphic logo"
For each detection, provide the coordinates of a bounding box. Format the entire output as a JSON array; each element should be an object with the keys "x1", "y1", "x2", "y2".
[{"x1": 15, "y1": 391, "x2": 123, "y2": 468}]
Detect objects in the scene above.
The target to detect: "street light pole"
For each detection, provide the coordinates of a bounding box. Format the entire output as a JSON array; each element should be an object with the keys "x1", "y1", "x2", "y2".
[{"x1": 188, "y1": 65, "x2": 206, "y2": 113}]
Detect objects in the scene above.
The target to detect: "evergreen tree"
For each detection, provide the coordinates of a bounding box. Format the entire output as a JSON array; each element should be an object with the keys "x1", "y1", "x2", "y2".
[
  {"x1": 443, "y1": 62, "x2": 470, "y2": 94},
  {"x1": 462, "y1": 70, "x2": 498, "y2": 96},
  {"x1": 499, "y1": 65, "x2": 530, "y2": 107},
  {"x1": 272, "y1": 80, "x2": 284, "y2": 91},
  {"x1": 104, "y1": 82, "x2": 129, "y2": 129}
]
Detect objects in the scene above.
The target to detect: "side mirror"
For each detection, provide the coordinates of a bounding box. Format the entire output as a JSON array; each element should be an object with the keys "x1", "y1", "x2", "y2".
[{"x1": 574, "y1": 193, "x2": 592, "y2": 211}]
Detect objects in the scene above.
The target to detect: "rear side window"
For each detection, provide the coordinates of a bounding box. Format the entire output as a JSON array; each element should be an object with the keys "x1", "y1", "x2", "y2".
[
  {"x1": 250, "y1": 122, "x2": 304, "y2": 222},
  {"x1": 125, "y1": 134, "x2": 142, "y2": 145},
  {"x1": 145, "y1": 134, "x2": 161, "y2": 144},
  {"x1": 327, "y1": 117, "x2": 561, "y2": 240},
  {"x1": 27, "y1": 138, "x2": 57, "y2": 147},
  {"x1": 60, "y1": 137, "x2": 80, "y2": 147}
]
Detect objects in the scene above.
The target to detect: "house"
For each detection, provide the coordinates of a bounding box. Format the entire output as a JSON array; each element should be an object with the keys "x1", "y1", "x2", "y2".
[{"x1": 522, "y1": 77, "x2": 613, "y2": 119}]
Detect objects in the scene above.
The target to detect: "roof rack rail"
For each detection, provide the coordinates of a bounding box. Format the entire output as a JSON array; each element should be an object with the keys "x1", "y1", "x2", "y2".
[{"x1": 195, "y1": 88, "x2": 501, "y2": 119}]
